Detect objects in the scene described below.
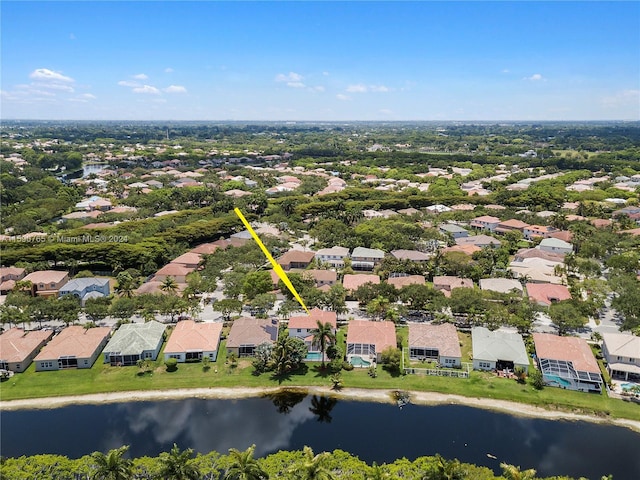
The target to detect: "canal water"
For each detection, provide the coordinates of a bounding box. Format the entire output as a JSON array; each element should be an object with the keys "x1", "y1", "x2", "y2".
[{"x1": 2, "y1": 394, "x2": 639, "y2": 479}]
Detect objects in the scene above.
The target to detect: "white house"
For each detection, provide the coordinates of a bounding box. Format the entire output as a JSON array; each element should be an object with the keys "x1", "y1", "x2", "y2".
[
  {"x1": 472, "y1": 327, "x2": 528, "y2": 373},
  {"x1": 538, "y1": 238, "x2": 573, "y2": 255}
]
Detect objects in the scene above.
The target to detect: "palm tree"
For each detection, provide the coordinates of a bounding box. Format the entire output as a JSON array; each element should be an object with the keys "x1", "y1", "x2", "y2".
[
  {"x1": 500, "y1": 462, "x2": 537, "y2": 480},
  {"x1": 311, "y1": 320, "x2": 336, "y2": 368},
  {"x1": 90, "y1": 445, "x2": 133, "y2": 480},
  {"x1": 366, "y1": 462, "x2": 391, "y2": 480},
  {"x1": 224, "y1": 444, "x2": 268, "y2": 480},
  {"x1": 157, "y1": 443, "x2": 200, "y2": 480},
  {"x1": 309, "y1": 395, "x2": 337, "y2": 423},
  {"x1": 286, "y1": 446, "x2": 336, "y2": 480},
  {"x1": 161, "y1": 276, "x2": 179, "y2": 295},
  {"x1": 429, "y1": 454, "x2": 464, "y2": 480}
]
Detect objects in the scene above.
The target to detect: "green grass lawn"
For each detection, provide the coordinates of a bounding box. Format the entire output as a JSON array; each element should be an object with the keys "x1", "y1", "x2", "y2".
[{"x1": 2, "y1": 334, "x2": 639, "y2": 422}]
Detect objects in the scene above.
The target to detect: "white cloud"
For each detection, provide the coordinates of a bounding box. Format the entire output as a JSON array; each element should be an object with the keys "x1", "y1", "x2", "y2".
[
  {"x1": 287, "y1": 82, "x2": 306, "y2": 88},
  {"x1": 370, "y1": 85, "x2": 390, "y2": 92},
  {"x1": 601, "y1": 89, "x2": 640, "y2": 108},
  {"x1": 346, "y1": 84, "x2": 368, "y2": 93},
  {"x1": 311, "y1": 86, "x2": 325, "y2": 92},
  {"x1": 164, "y1": 85, "x2": 187, "y2": 93},
  {"x1": 118, "y1": 80, "x2": 140, "y2": 87},
  {"x1": 275, "y1": 72, "x2": 303, "y2": 83},
  {"x1": 524, "y1": 73, "x2": 544, "y2": 81},
  {"x1": 502, "y1": 69, "x2": 510, "y2": 74},
  {"x1": 29, "y1": 68, "x2": 74, "y2": 83},
  {"x1": 336, "y1": 94, "x2": 351, "y2": 101},
  {"x1": 322, "y1": 71, "x2": 330, "y2": 76},
  {"x1": 164, "y1": 67, "x2": 174, "y2": 73},
  {"x1": 33, "y1": 82, "x2": 75, "y2": 92},
  {"x1": 68, "y1": 93, "x2": 96, "y2": 103},
  {"x1": 133, "y1": 85, "x2": 161, "y2": 95},
  {"x1": 80, "y1": 93, "x2": 97, "y2": 99},
  {"x1": 133, "y1": 73, "x2": 148, "y2": 80}
]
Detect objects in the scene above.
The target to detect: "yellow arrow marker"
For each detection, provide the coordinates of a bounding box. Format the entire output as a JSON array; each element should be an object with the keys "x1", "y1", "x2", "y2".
[{"x1": 234, "y1": 208, "x2": 310, "y2": 315}]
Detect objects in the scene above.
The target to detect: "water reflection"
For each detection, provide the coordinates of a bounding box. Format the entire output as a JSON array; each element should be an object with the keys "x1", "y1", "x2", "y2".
[{"x1": 2, "y1": 396, "x2": 639, "y2": 479}]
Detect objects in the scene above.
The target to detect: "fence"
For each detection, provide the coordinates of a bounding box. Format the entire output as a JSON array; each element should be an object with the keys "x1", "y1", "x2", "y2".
[{"x1": 402, "y1": 349, "x2": 471, "y2": 379}]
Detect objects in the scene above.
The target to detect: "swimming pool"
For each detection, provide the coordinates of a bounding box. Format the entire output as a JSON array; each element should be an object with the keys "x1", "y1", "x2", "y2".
[
  {"x1": 621, "y1": 382, "x2": 639, "y2": 391},
  {"x1": 350, "y1": 356, "x2": 371, "y2": 367},
  {"x1": 305, "y1": 352, "x2": 323, "y2": 362},
  {"x1": 545, "y1": 374, "x2": 572, "y2": 387}
]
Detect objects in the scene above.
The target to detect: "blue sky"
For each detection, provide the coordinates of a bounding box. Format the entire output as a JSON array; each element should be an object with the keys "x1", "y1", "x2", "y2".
[{"x1": 1, "y1": 1, "x2": 639, "y2": 121}]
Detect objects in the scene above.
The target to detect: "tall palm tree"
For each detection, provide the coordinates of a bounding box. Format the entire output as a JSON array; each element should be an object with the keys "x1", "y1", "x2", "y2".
[
  {"x1": 286, "y1": 446, "x2": 336, "y2": 480},
  {"x1": 90, "y1": 445, "x2": 133, "y2": 480},
  {"x1": 309, "y1": 395, "x2": 337, "y2": 423},
  {"x1": 161, "y1": 276, "x2": 179, "y2": 295},
  {"x1": 157, "y1": 443, "x2": 200, "y2": 480},
  {"x1": 311, "y1": 320, "x2": 336, "y2": 368},
  {"x1": 500, "y1": 462, "x2": 537, "y2": 480},
  {"x1": 224, "y1": 444, "x2": 268, "y2": 480}
]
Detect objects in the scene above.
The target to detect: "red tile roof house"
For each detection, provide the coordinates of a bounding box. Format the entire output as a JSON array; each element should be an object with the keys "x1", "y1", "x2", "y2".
[
  {"x1": 342, "y1": 274, "x2": 380, "y2": 296},
  {"x1": 526, "y1": 283, "x2": 571, "y2": 307},
  {"x1": 22, "y1": 270, "x2": 70, "y2": 297},
  {"x1": 432, "y1": 276, "x2": 474, "y2": 298},
  {"x1": 226, "y1": 317, "x2": 278, "y2": 357},
  {"x1": 346, "y1": 320, "x2": 397, "y2": 366},
  {"x1": 495, "y1": 219, "x2": 529, "y2": 234},
  {"x1": 277, "y1": 250, "x2": 316, "y2": 271},
  {"x1": 523, "y1": 225, "x2": 558, "y2": 240},
  {"x1": 387, "y1": 275, "x2": 426, "y2": 289},
  {"x1": 171, "y1": 252, "x2": 203, "y2": 269},
  {"x1": 301, "y1": 269, "x2": 338, "y2": 288},
  {"x1": 152, "y1": 263, "x2": 195, "y2": 284},
  {"x1": 34, "y1": 325, "x2": 111, "y2": 371},
  {"x1": 533, "y1": 333, "x2": 602, "y2": 392},
  {"x1": 163, "y1": 320, "x2": 223, "y2": 362},
  {"x1": 0, "y1": 328, "x2": 54, "y2": 373},
  {"x1": 408, "y1": 322, "x2": 462, "y2": 367},
  {"x1": 288, "y1": 308, "x2": 337, "y2": 357},
  {"x1": 0, "y1": 266, "x2": 26, "y2": 294}
]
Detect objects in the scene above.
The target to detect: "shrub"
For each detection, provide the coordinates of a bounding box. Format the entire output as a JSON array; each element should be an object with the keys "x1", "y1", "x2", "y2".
[
  {"x1": 529, "y1": 369, "x2": 545, "y2": 390},
  {"x1": 342, "y1": 361, "x2": 354, "y2": 371},
  {"x1": 165, "y1": 357, "x2": 178, "y2": 372}
]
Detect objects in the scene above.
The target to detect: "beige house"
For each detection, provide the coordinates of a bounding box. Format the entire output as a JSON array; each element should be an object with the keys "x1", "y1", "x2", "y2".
[
  {"x1": 34, "y1": 326, "x2": 111, "y2": 371},
  {"x1": 22, "y1": 270, "x2": 70, "y2": 297},
  {"x1": 164, "y1": 320, "x2": 223, "y2": 362},
  {"x1": 153, "y1": 263, "x2": 194, "y2": 283},
  {"x1": 0, "y1": 328, "x2": 54, "y2": 373},
  {"x1": 432, "y1": 276, "x2": 473, "y2": 297},
  {"x1": 0, "y1": 266, "x2": 26, "y2": 294},
  {"x1": 288, "y1": 308, "x2": 337, "y2": 354},
  {"x1": 346, "y1": 320, "x2": 396, "y2": 365},
  {"x1": 408, "y1": 323, "x2": 462, "y2": 367},
  {"x1": 226, "y1": 317, "x2": 278, "y2": 357}
]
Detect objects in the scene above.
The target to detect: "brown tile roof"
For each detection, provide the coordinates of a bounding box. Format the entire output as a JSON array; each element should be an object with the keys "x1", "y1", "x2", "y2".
[
  {"x1": 302, "y1": 269, "x2": 337, "y2": 284},
  {"x1": 496, "y1": 219, "x2": 529, "y2": 231},
  {"x1": 346, "y1": 320, "x2": 396, "y2": 352},
  {"x1": 289, "y1": 308, "x2": 337, "y2": 330},
  {"x1": 391, "y1": 250, "x2": 431, "y2": 261},
  {"x1": 591, "y1": 219, "x2": 612, "y2": 228},
  {"x1": 408, "y1": 323, "x2": 461, "y2": 358},
  {"x1": 171, "y1": 252, "x2": 203, "y2": 266},
  {"x1": 34, "y1": 326, "x2": 111, "y2": 361},
  {"x1": 387, "y1": 275, "x2": 426, "y2": 289},
  {"x1": 0, "y1": 267, "x2": 25, "y2": 281},
  {"x1": 549, "y1": 230, "x2": 573, "y2": 242},
  {"x1": 515, "y1": 248, "x2": 565, "y2": 263},
  {"x1": 526, "y1": 283, "x2": 572, "y2": 306},
  {"x1": 342, "y1": 274, "x2": 380, "y2": 291},
  {"x1": 533, "y1": 333, "x2": 600, "y2": 374},
  {"x1": 278, "y1": 250, "x2": 316, "y2": 266},
  {"x1": 190, "y1": 243, "x2": 221, "y2": 255},
  {"x1": 164, "y1": 320, "x2": 222, "y2": 353},
  {"x1": 442, "y1": 244, "x2": 481, "y2": 255},
  {"x1": 226, "y1": 317, "x2": 278, "y2": 348},
  {"x1": 23, "y1": 270, "x2": 69, "y2": 285},
  {"x1": 433, "y1": 276, "x2": 474, "y2": 297},
  {"x1": 155, "y1": 263, "x2": 194, "y2": 277},
  {"x1": 0, "y1": 328, "x2": 53, "y2": 363}
]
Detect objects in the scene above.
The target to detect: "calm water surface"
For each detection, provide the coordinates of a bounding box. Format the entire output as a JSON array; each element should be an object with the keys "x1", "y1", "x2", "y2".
[{"x1": 2, "y1": 395, "x2": 639, "y2": 479}]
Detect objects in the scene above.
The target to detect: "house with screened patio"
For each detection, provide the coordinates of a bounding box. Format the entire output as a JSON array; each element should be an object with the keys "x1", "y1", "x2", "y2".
[
  {"x1": 408, "y1": 322, "x2": 462, "y2": 367},
  {"x1": 346, "y1": 320, "x2": 396, "y2": 366},
  {"x1": 163, "y1": 320, "x2": 223, "y2": 363},
  {"x1": 102, "y1": 321, "x2": 166, "y2": 366},
  {"x1": 533, "y1": 333, "x2": 602, "y2": 392}
]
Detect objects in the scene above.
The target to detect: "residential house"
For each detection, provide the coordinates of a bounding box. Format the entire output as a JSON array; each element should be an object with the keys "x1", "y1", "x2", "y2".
[
  {"x1": 455, "y1": 235, "x2": 502, "y2": 249},
  {"x1": 408, "y1": 323, "x2": 461, "y2": 367},
  {"x1": 526, "y1": 283, "x2": 571, "y2": 307},
  {"x1": 538, "y1": 238, "x2": 573, "y2": 255},
  {"x1": 390, "y1": 249, "x2": 431, "y2": 262},
  {"x1": 315, "y1": 246, "x2": 350, "y2": 269},
  {"x1": 301, "y1": 269, "x2": 337, "y2": 288},
  {"x1": 58, "y1": 277, "x2": 110, "y2": 305},
  {"x1": 346, "y1": 320, "x2": 397, "y2": 365},
  {"x1": 432, "y1": 276, "x2": 474, "y2": 297},
  {"x1": 387, "y1": 275, "x2": 426, "y2": 289},
  {"x1": 226, "y1": 317, "x2": 278, "y2": 357},
  {"x1": 509, "y1": 257, "x2": 564, "y2": 284},
  {"x1": 479, "y1": 278, "x2": 523, "y2": 295},
  {"x1": 470, "y1": 215, "x2": 501, "y2": 232},
  {"x1": 439, "y1": 223, "x2": 469, "y2": 239},
  {"x1": 601, "y1": 333, "x2": 640, "y2": 382},
  {"x1": 350, "y1": 247, "x2": 385, "y2": 271},
  {"x1": 442, "y1": 244, "x2": 481, "y2": 256},
  {"x1": 277, "y1": 250, "x2": 316, "y2": 271},
  {"x1": 523, "y1": 225, "x2": 557, "y2": 240},
  {"x1": 34, "y1": 326, "x2": 111, "y2": 371},
  {"x1": 102, "y1": 321, "x2": 166, "y2": 366},
  {"x1": 153, "y1": 263, "x2": 194, "y2": 284},
  {"x1": 0, "y1": 328, "x2": 53, "y2": 373},
  {"x1": 533, "y1": 333, "x2": 602, "y2": 392},
  {"x1": 171, "y1": 252, "x2": 203, "y2": 269},
  {"x1": 471, "y1": 327, "x2": 529, "y2": 373},
  {"x1": 163, "y1": 320, "x2": 223, "y2": 362},
  {"x1": 342, "y1": 274, "x2": 380, "y2": 295},
  {"x1": 22, "y1": 270, "x2": 70, "y2": 297},
  {"x1": 495, "y1": 219, "x2": 529, "y2": 234},
  {"x1": 514, "y1": 248, "x2": 565, "y2": 264},
  {"x1": 0, "y1": 266, "x2": 26, "y2": 294},
  {"x1": 288, "y1": 308, "x2": 337, "y2": 354},
  {"x1": 189, "y1": 242, "x2": 222, "y2": 255}
]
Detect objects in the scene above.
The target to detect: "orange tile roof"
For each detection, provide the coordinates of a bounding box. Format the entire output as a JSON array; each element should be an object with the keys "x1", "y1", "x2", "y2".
[
  {"x1": 0, "y1": 328, "x2": 53, "y2": 363},
  {"x1": 155, "y1": 263, "x2": 194, "y2": 277},
  {"x1": 442, "y1": 244, "x2": 481, "y2": 255},
  {"x1": 342, "y1": 274, "x2": 380, "y2": 291},
  {"x1": 346, "y1": 320, "x2": 396, "y2": 352},
  {"x1": 289, "y1": 308, "x2": 337, "y2": 330},
  {"x1": 190, "y1": 243, "x2": 221, "y2": 255},
  {"x1": 23, "y1": 270, "x2": 69, "y2": 285},
  {"x1": 164, "y1": 320, "x2": 222, "y2": 353},
  {"x1": 526, "y1": 283, "x2": 572, "y2": 306},
  {"x1": 387, "y1": 275, "x2": 426, "y2": 289},
  {"x1": 533, "y1": 333, "x2": 600, "y2": 374},
  {"x1": 34, "y1": 326, "x2": 111, "y2": 361},
  {"x1": 226, "y1": 317, "x2": 278, "y2": 348}
]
